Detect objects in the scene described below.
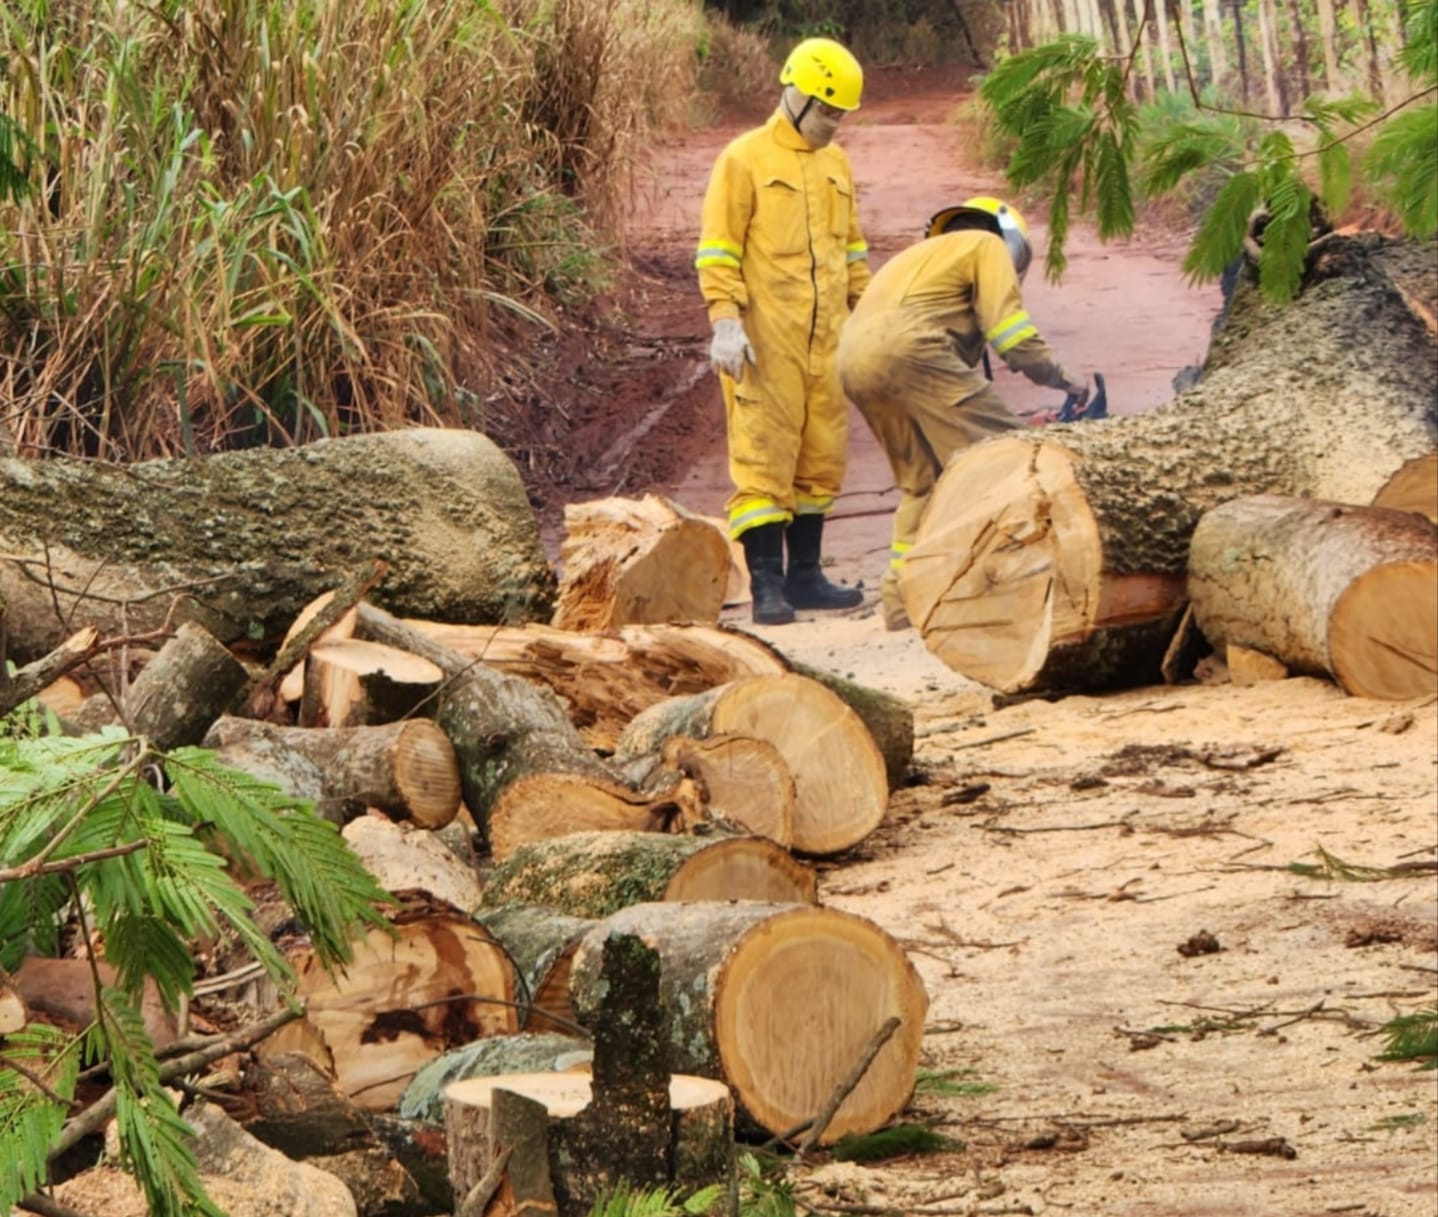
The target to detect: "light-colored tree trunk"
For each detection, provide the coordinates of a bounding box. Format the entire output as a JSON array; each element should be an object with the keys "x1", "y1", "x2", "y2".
[
  {"x1": 1255, "y1": 0, "x2": 1287, "y2": 113},
  {"x1": 1154, "y1": 0, "x2": 1180, "y2": 92},
  {"x1": 1202, "y1": 0, "x2": 1229, "y2": 91},
  {"x1": 1315, "y1": 0, "x2": 1344, "y2": 91},
  {"x1": 1284, "y1": 0, "x2": 1314, "y2": 98},
  {"x1": 1132, "y1": 0, "x2": 1159, "y2": 98}
]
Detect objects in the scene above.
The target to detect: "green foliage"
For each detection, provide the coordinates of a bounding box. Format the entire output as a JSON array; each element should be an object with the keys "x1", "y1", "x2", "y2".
[
  {"x1": 977, "y1": 0, "x2": 1438, "y2": 301},
  {"x1": 0, "y1": 716, "x2": 391, "y2": 1217},
  {"x1": 737, "y1": 1150, "x2": 798, "y2": 1217},
  {"x1": 829, "y1": 1121, "x2": 962, "y2": 1162},
  {"x1": 914, "y1": 1066, "x2": 997, "y2": 1097},
  {"x1": 1376, "y1": 1008, "x2": 1438, "y2": 1070},
  {"x1": 589, "y1": 1180, "x2": 727, "y2": 1217}
]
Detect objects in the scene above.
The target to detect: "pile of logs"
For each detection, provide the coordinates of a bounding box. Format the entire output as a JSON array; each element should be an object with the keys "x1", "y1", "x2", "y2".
[
  {"x1": 1, "y1": 453, "x2": 926, "y2": 1215},
  {"x1": 901, "y1": 233, "x2": 1438, "y2": 697}
]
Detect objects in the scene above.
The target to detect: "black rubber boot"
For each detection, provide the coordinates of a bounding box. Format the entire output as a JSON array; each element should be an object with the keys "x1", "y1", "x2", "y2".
[
  {"x1": 740, "y1": 523, "x2": 796, "y2": 625},
  {"x1": 783, "y1": 514, "x2": 863, "y2": 610}
]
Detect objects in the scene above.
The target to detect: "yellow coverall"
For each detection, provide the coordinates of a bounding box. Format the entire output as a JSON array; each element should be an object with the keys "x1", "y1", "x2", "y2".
[
  {"x1": 836, "y1": 229, "x2": 1080, "y2": 621},
  {"x1": 695, "y1": 108, "x2": 871, "y2": 539}
]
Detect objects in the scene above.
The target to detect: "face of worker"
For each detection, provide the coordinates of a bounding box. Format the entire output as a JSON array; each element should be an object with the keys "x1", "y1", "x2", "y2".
[{"x1": 782, "y1": 85, "x2": 845, "y2": 149}]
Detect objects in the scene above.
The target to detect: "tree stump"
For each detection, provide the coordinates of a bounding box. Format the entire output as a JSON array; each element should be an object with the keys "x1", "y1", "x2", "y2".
[
  {"x1": 400, "y1": 1032, "x2": 592, "y2": 1123},
  {"x1": 0, "y1": 428, "x2": 555, "y2": 662},
  {"x1": 901, "y1": 234, "x2": 1438, "y2": 693},
  {"x1": 1188, "y1": 495, "x2": 1437, "y2": 699},
  {"x1": 202, "y1": 715, "x2": 462, "y2": 828},
  {"x1": 444, "y1": 934, "x2": 733, "y2": 1217},
  {"x1": 615, "y1": 674, "x2": 888, "y2": 855},
  {"x1": 482, "y1": 830, "x2": 817, "y2": 920},
  {"x1": 551, "y1": 494, "x2": 732, "y2": 630},
  {"x1": 568, "y1": 902, "x2": 927, "y2": 1143}
]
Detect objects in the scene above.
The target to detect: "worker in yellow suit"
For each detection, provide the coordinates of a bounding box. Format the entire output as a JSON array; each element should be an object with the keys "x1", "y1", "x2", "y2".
[
  {"x1": 837, "y1": 197, "x2": 1091, "y2": 629},
  {"x1": 695, "y1": 36, "x2": 871, "y2": 626}
]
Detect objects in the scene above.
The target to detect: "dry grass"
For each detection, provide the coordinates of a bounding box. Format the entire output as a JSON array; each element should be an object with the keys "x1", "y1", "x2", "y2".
[{"x1": 0, "y1": 0, "x2": 711, "y2": 460}]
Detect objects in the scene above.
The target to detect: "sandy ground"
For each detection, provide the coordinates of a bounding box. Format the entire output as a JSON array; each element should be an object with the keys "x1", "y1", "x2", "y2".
[{"x1": 626, "y1": 67, "x2": 1438, "y2": 1217}]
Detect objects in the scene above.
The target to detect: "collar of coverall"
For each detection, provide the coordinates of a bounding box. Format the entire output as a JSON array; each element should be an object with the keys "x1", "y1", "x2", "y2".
[{"x1": 768, "y1": 105, "x2": 821, "y2": 152}]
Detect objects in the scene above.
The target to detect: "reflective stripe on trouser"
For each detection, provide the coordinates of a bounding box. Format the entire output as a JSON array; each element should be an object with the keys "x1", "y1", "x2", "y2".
[{"x1": 722, "y1": 351, "x2": 847, "y2": 538}]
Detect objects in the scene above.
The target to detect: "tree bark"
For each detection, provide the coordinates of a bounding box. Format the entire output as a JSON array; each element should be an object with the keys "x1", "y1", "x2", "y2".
[
  {"x1": 551, "y1": 494, "x2": 731, "y2": 630},
  {"x1": 401, "y1": 1032, "x2": 592, "y2": 1124},
  {"x1": 471, "y1": 907, "x2": 599, "y2": 1036},
  {"x1": 481, "y1": 830, "x2": 817, "y2": 920},
  {"x1": 1315, "y1": 0, "x2": 1343, "y2": 90},
  {"x1": 1201, "y1": 0, "x2": 1229, "y2": 90},
  {"x1": 352, "y1": 604, "x2": 619, "y2": 841},
  {"x1": 614, "y1": 674, "x2": 890, "y2": 856},
  {"x1": 1255, "y1": 0, "x2": 1288, "y2": 113},
  {"x1": 901, "y1": 235, "x2": 1438, "y2": 693},
  {"x1": 1188, "y1": 495, "x2": 1437, "y2": 699},
  {"x1": 115, "y1": 621, "x2": 249, "y2": 749},
  {"x1": 567, "y1": 902, "x2": 928, "y2": 1143},
  {"x1": 0, "y1": 428, "x2": 555, "y2": 663},
  {"x1": 203, "y1": 715, "x2": 462, "y2": 829}
]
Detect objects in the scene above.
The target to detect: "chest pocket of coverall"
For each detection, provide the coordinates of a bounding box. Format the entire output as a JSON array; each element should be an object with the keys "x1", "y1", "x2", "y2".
[{"x1": 759, "y1": 175, "x2": 809, "y2": 257}]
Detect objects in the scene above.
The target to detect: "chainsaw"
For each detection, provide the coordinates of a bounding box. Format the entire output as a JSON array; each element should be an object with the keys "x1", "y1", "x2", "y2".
[{"x1": 1026, "y1": 371, "x2": 1108, "y2": 426}]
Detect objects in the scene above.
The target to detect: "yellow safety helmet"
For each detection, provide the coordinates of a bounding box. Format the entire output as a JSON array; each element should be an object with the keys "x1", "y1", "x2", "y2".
[
  {"x1": 779, "y1": 37, "x2": 863, "y2": 111},
  {"x1": 927, "y1": 196, "x2": 1033, "y2": 278}
]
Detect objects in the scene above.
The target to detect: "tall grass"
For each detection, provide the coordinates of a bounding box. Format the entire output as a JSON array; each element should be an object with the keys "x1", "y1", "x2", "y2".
[{"x1": 0, "y1": 0, "x2": 708, "y2": 459}]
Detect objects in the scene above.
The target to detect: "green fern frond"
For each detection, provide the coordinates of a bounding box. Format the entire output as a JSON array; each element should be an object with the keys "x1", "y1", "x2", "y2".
[
  {"x1": 1364, "y1": 104, "x2": 1438, "y2": 237},
  {"x1": 830, "y1": 1122, "x2": 961, "y2": 1162},
  {"x1": 1317, "y1": 140, "x2": 1354, "y2": 225},
  {"x1": 1256, "y1": 172, "x2": 1313, "y2": 303},
  {"x1": 1376, "y1": 1008, "x2": 1438, "y2": 1069},
  {"x1": 915, "y1": 1067, "x2": 997, "y2": 1097},
  {"x1": 1182, "y1": 170, "x2": 1261, "y2": 283},
  {"x1": 101, "y1": 987, "x2": 223, "y2": 1217},
  {"x1": 1399, "y1": 0, "x2": 1438, "y2": 82},
  {"x1": 1300, "y1": 94, "x2": 1382, "y2": 127},
  {"x1": 586, "y1": 1182, "x2": 687, "y2": 1217},
  {"x1": 0, "y1": 1024, "x2": 81, "y2": 1215},
  {"x1": 165, "y1": 749, "x2": 391, "y2": 970}
]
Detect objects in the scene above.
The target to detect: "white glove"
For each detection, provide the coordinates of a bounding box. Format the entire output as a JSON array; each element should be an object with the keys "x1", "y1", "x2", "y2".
[{"x1": 709, "y1": 318, "x2": 756, "y2": 381}]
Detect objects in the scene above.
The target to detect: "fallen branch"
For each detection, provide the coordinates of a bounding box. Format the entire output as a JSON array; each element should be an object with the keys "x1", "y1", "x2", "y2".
[{"x1": 797, "y1": 1016, "x2": 902, "y2": 1156}]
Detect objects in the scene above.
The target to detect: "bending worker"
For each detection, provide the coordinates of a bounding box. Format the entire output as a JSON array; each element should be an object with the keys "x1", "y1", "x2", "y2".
[
  {"x1": 695, "y1": 36, "x2": 870, "y2": 626},
  {"x1": 836, "y1": 197, "x2": 1091, "y2": 630}
]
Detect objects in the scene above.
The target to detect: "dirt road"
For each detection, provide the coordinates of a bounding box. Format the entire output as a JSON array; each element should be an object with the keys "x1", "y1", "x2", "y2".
[{"x1": 599, "y1": 67, "x2": 1438, "y2": 1217}]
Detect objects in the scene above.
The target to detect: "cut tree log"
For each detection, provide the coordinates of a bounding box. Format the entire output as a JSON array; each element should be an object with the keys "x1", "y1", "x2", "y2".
[
  {"x1": 341, "y1": 813, "x2": 484, "y2": 912},
  {"x1": 444, "y1": 934, "x2": 733, "y2": 1217},
  {"x1": 352, "y1": 604, "x2": 620, "y2": 841},
  {"x1": 0, "y1": 427, "x2": 555, "y2": 663},
  {"x1": 66, "y1": 624, "x2": 250, "y2": 748},
  {"x1": 203, "y1": 715, "x2": 462, "y2": 828},
  {"x1": 298, "y1": 638, "x2": 444, "y2": 728},
  {"x1": 482, "y1": 830, "x2": 818, "y2": 920},
  {"x1": 262, "y1": 896, "x2": 521, "y2": 1110},
  {"x1": 400, "y1": 618, "x2": 786, "y2": 751},
  {"x1": 471, "y1": 907, "x2": 598, "y2": 1036},
  {"x1": 614, "y1": 674, "x2": 888, "y2": 855},
  {"x1": 551, "y1": 494, "x2": 731, "y2": 630},
  {"x1": 567, "y1": 902, "x2": 928, "y2": 1143},
  {"x1": 397, "y1": 618, "x2": 915, "y2": 786},
  {"x1": 276, "y1": 588, "x2": 362, "y2": 704},
  {"x1": 649, "y1": 734, "x2": 796, "y2": 847},
  {"x1": 1187, "y1": 495, "x2": 1438, "y2": 700},
  {"x1": 486, "y1": 771, "x2": 702, "y2": 863},
  {"x1": 900, "y1": 234, "x2": 1438, "y2": 693}
]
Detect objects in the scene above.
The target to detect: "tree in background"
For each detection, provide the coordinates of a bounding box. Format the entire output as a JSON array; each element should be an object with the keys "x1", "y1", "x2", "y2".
[{"x1": 977, "y1": 0, "x2": 1436, "y2": 298}]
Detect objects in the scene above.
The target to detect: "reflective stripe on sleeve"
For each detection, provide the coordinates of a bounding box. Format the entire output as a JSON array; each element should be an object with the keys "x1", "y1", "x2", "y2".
[
  {"x1": 695, "y1": 238, "x2": 743, "y2": 270},
  {"x1": 986, "y1": 309, "x2": 1039, "y2": 355},
  {"x1": 846, "y1": 240, "x2": 868, "y2": 263},
  {"x1": 889, "y1": 541, "x2": 913, "y2": 570}
]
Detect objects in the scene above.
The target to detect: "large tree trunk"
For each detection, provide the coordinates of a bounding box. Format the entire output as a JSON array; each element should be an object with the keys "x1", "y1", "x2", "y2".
[
  {"x1": 0, "y1": 428, "x2": 555, "y2": 662},
  {"x1": 482, "y1": 830, "x2": 817, "y2": 920},
  {"x1": 567, "y1": 902, "x2": 928, "y2": 1143},
  {"x1": 901, "y1": 236, "x2": 1438, "y2": 693},
  {"x1": 614, "y1": 674, "x2": 890, "y2": 855},
  {"x1": 1188, "y1": 495, "x2": 1437, "y2": 699},
  {"x1": 471, "y1": 907, "x2": 599, "y2": 1036}
]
